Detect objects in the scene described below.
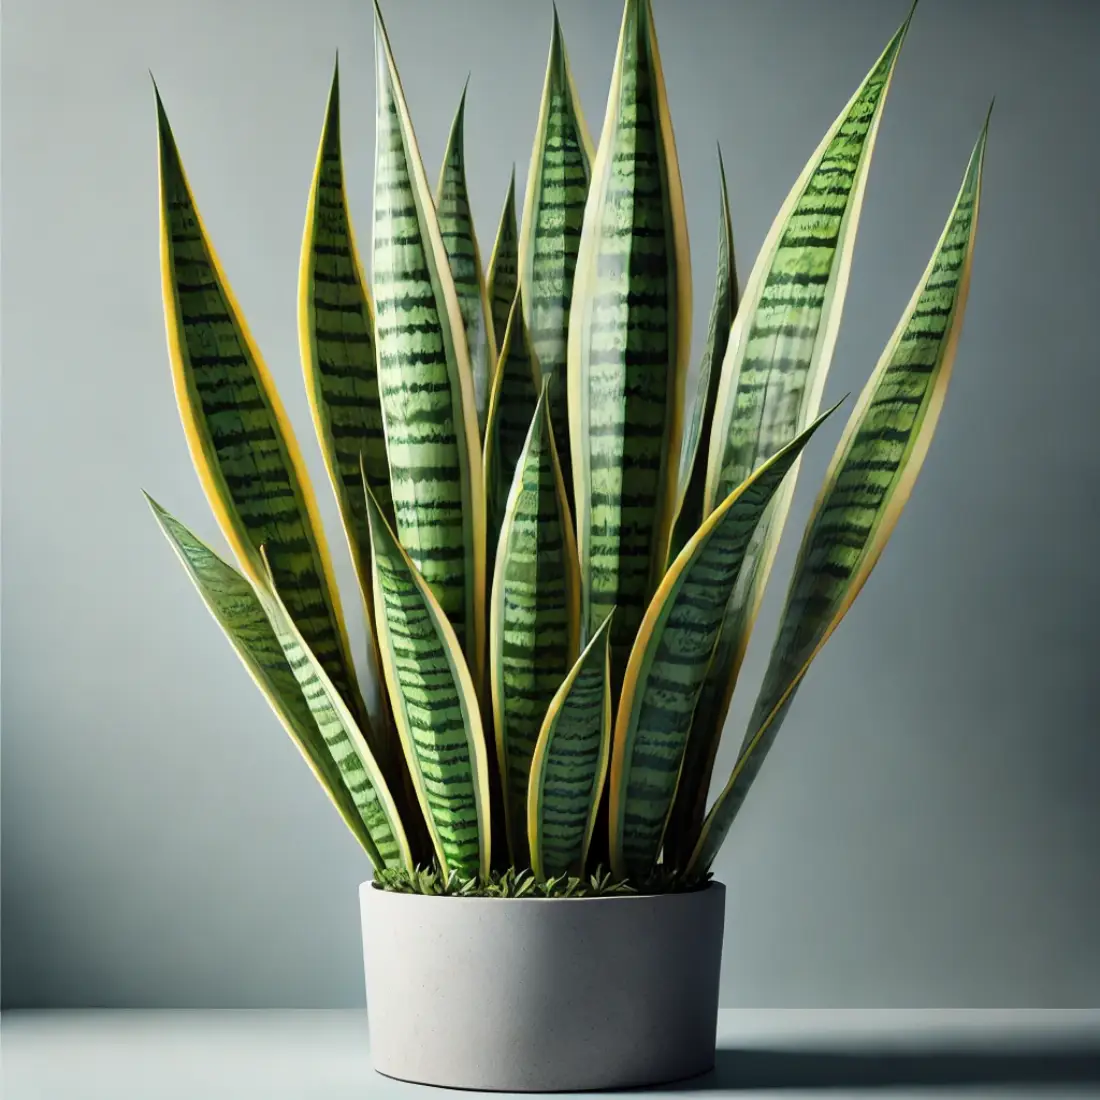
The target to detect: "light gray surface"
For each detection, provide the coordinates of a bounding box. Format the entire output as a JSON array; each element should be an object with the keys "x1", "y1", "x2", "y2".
[
  {"x1": 361, "y1": 883, "x2": 724, "y2": 1090},
  {"x1": 3, "y1": 1009, "x2": 1099, "y2": 1099},
  {"x1": 3, "y1": 0, "x2": 1100, "y2": 1009}
]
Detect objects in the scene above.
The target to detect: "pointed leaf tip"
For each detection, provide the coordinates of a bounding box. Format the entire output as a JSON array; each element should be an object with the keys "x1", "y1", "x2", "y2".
[{"x1": 899, "y1": 0, "x2": 918, "y2": 41}]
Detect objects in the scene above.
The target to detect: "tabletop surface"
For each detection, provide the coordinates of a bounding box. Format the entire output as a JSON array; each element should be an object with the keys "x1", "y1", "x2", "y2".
[{"x1": 3, "y1": 1008, "x2": 1099, "y2": 1099}]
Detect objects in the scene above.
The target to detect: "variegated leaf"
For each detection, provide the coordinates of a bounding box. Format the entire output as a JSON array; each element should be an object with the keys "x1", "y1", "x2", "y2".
[
  {"x1": 690, "y1": 114, "x2": 988, "y2": 874},
  {"x1": 490, "y1": 387, "x2": 580, "y2": 864},
  {"x1": 528, "y1": 612, "x2": 614, "y2": 880},
  {"x1": 568, "y1": 0, "x2": 691, "y2": 687}
]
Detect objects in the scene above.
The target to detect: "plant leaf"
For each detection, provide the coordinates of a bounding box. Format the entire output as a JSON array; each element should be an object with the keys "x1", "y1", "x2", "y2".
[
  {"x1": 490, "y1": 387, "x2": 581, "y2": 864},
  {"x1": 436, "y1": 83, "x2": 496, "y2": 436},
  {"x1": 372, "y1": 2, "x2": 485, "y2": 678},
  {"x1": 254, "y1": 546, "x2": 414, "y2": 873},
  {"x1": 155, "y1": 89, "x2": 367, "y2": 727},
  {"x1": 693, "y1": 11, "x2": 914, "y2": 773},
  {"x1": 300, "y1": 60, "x2": 394, "y2": 542},
  {"x1": 298, "y1": 61, "x2": 406, "y2": 776},
  {"x1": 568, "y1": 0, "x2": 691, "y2": 686},
  {"x1": 486, "y1": 169, "x2": 518, "y2": 354},
  {"x1": 364, "y1": 485, "x2": 492, "y2": 879},
  {"x1": 608, "y1": 403, "x2": 840, "y2": 882},
  {"x1": 528, "y1": 611, "x2": 614, "y2": 880},
  {"x1": 660, "y1": 150, "x2": 739, "y2": 863},
  {"x1": 519, "y1": 6, "x2": 594, "y2": 497},
  {"x1": 483, "y1": 293, "x2": 540, "y2": 561},
  {"x1": 667, "y1": 148, "x2": 739, "y2": 565},
  {"x1": 689, "y1": 115, "x2": 989, "y2": 875},
  {"x1": 146, "y1": 497, "x2": 409, "y2": 870}
]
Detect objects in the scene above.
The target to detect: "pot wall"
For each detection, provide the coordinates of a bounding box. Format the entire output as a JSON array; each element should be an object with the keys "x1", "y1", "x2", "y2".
[{"x1": 360, "y1": 880, "x2": 725, "y2": 1092}]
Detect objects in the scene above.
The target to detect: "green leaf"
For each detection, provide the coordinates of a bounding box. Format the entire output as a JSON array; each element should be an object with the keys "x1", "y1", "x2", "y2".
[
  {"x1": 528, "y1": 612, "x2": 614, "y2": 880},
  {"x1": 568, "y1": 0, "x2": 692, "y2": 687},
  {"x1": 255, "y1": 545, "x2": 414, "y2": 872},
  {"x1": 372, "y1": 3, "x2": 485, "y2": 679},
  {"x1": 660, "y1": 150, "x2": 740, "y2": 864},
  {"x1": 436, "y1": 83, "x2": 496, "y2": 436},
  {"x1": 155, "y1": 88, "x2": 367, "y2": 730},
  {"x1": 689, "y1": 114, "x2": 989, "y2": 875},
  {"x1": 608, "y1": 403, "x2": 840, "y2": 882},
  {"x1": 667, "y1": 148, "x2": 739, "y2": 565},
  {"x1": 519, "y1": 6, "x2": 594, "y2": 497},
  {"x1": 483, "y1": 293, "x2": 541, "y2": 562},
  {"x1": 146, "y1": 497, "x2": 410, "y2": 871},
  {"x1": 300, "y1": 60, "x2": 393, "y2": 545},
  {"x1": 298, "y1": 61, "x2": 405, "y2": 778},
  {"x1": 486, "y1": 169, "x2": 518, "y2": 355},
  {"x1": 694, "y1": 10, "x2": 915, "y2": 769},
  {"x1": 489, "y1": 387, "x2": 580, "y2": 864},
  {"x1": 364, "y1": 485, "x2": 492, "y2": 879}
]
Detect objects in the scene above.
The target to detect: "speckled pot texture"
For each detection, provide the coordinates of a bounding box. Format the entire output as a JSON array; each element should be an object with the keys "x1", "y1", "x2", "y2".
[{"x1": 359, "y1": 880, "x2": 725, "y2": 1092}]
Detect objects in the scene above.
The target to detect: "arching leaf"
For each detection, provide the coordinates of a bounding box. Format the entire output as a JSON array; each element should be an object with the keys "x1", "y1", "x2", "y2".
[
  {"x1": 609, "y1": 404, "x2": 839, "y2": 882},
  {"x1": 690, "y1": 115, "x2": 988, "y2": 874},
  {"x1": 147, "y1": 497, "x2": 410, "y2": 870},
  {"x1": 688, "y1": 10, "x2": 915, "y2": 839}
]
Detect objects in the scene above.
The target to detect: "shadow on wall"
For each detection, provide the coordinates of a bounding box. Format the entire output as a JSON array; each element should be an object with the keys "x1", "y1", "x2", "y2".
[{"x1": 663, "y1": 1043, "x2": 1100, "y2": 1091}]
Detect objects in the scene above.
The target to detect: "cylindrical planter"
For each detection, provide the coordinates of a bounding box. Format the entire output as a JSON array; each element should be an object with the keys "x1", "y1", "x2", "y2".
[{"x1": 359, "y1": 880, "x2": 725, "y2": 1092}]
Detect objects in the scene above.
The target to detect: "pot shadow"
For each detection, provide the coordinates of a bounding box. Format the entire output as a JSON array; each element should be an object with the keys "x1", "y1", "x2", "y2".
[{"x1": 661, "y1": 1042, "x2": 1100, "y2": 1092}]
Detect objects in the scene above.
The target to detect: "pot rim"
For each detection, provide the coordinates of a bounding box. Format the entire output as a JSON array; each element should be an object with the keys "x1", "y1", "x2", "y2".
[{"x1": 361, "y1": 878, "x2": 725, "y2": 904}]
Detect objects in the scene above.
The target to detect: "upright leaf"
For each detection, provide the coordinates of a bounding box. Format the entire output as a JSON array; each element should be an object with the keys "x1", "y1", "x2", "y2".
[
  {"x1": 667, "y1": 149, "x2": 739, "y2": 564},
  {"x1": 528, "y1": 613, "x2": 614, "y2": 880},
  {"x1": 298, "y1": 62, "x2": 403, "y2": 773},
  {"x1": 608, "y1": 405, "x2": 839, "y2": 882},
  {"x1": 490, "y1": 388, "x2": 581, "y2": 864},
  {"x1": 156, "y1": 89, "x2": 366, "y2": 727},
  {"x1": 300, "y1": 60, "x2": 393, "y2": 550},
  {"x1": 436, "y1": 84, "x2": 496, "y2": 436},
  {"x1": 486, "y1": 170, "x2": 518, "y2": 354},
  {"x1": 519, "y1": 7, "x2": 594, "y2": 494},
  {"x1": 365, "y1": 488, "x2": 492, "y2": 879},
  {"x1": 372, "y1": 4, "x2": 485, "y2": 678},
  {"x1": 568, "y1": 0, "x2": 691, "y2": 687},
  {"x1": 690, "y1": 117, "x2": 989, "y2": 875},
  {"x1": 146, "y1": 498, "x2": 409, "y2": 870},
  {"x1": 688, "y1": 11, "x2": 915, "y2": 833},
  {"x1": 483, "y1": 293, "x2": 540, "y2": 560}
]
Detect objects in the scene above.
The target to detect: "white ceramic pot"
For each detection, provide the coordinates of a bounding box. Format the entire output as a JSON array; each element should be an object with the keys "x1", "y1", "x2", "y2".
[{"x1": 359, "y1": 880, "x2": 725, "y2": 1092}]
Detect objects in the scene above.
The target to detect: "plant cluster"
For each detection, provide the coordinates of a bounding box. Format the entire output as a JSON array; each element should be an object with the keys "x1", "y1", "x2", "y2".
[
  {"x1": 149, "y1": 0, "x2": 988, "y2": 894},
  {"x1": 372, "y1": 865, "x2": 709, "y2": 900}
]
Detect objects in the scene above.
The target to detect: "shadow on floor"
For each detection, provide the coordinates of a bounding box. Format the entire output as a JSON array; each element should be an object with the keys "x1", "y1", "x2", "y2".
[{"x1": 667, "y1": 1043, "x2": 1100, "y2": 1091}]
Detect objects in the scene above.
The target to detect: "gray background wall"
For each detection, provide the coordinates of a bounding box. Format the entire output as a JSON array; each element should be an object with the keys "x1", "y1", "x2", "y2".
[{"x1": 3, "y1": 0, "x2": 1098, "y2": 1009}]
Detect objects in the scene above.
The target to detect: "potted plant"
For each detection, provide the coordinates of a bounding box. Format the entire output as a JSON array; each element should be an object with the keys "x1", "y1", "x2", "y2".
[{"x1": 147, "y1": 0, "x2": 989, "y2": 1090}]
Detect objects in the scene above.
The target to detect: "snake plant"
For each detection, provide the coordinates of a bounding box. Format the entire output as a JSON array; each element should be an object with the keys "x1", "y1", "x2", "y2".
[{"x1": 149, "y1": 0, "x2": 988, "y2": 892}]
